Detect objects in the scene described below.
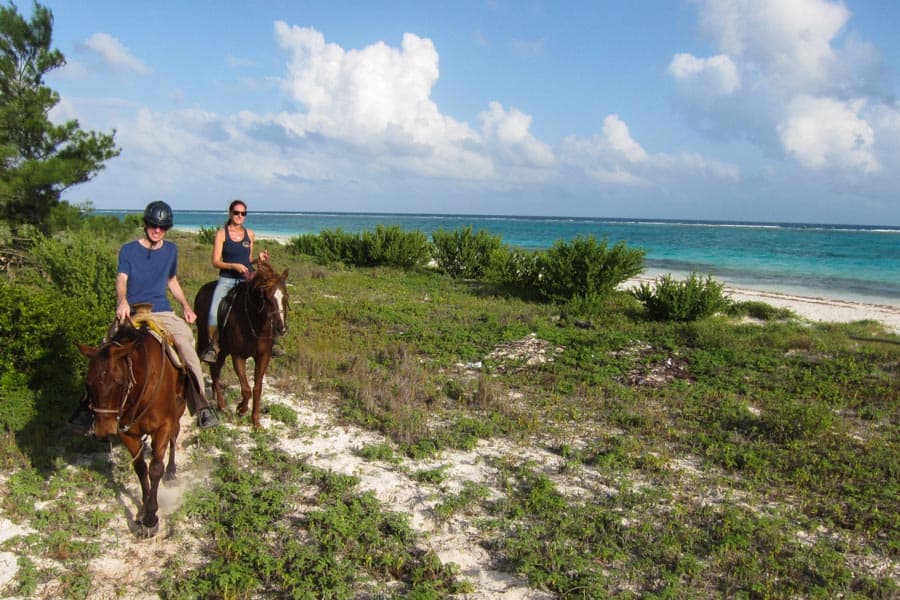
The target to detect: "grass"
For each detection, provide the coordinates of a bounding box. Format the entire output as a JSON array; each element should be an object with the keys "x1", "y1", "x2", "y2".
[{"x1": 1, "y1": 230, "x2": 898, "y2": 597}]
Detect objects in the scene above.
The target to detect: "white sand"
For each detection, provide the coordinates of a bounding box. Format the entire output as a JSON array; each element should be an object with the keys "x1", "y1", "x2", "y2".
[{"x1": 624, "y1": 275, "x2": 900, "y2": 334}]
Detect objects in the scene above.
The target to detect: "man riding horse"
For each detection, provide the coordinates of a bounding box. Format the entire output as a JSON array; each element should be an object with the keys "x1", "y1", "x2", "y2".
[{"x1": 115, "y1": 200, "x2": 218, "y2": 429}]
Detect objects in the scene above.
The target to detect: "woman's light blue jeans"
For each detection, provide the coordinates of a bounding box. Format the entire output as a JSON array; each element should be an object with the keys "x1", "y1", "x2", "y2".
[{"x1": 208, "y1": 276, "x2": 240, "y2": 327}]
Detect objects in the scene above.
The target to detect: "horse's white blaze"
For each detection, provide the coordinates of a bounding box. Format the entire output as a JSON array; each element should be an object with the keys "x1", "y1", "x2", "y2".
[{"x1": 274, "y1": 288, "x2": 285, "y2": 322}]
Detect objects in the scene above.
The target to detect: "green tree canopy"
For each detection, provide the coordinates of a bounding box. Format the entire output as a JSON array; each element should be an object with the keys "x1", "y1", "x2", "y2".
[{"x1": 0, "y1": 1, "x2": 120, "y2": 231}]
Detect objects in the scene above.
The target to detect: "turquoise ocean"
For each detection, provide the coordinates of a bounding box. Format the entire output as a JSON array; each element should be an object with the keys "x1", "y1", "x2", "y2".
[{"x1": 98, "y1": 210, "x2": 900, "y2": 307}]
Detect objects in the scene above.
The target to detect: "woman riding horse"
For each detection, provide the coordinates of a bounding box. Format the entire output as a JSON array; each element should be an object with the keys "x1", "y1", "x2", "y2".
[
  {"x1": 195, "y1": 261, "x2": 289, "y2": 429},
  {"x1": 202, "y1": 199, "x2": 285, "y2": 363}
]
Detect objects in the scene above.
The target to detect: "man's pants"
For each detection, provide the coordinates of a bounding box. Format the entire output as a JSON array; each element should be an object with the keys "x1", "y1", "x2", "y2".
[{"x1": 149, "y1": 311, "x2": 211, "y2": 415}]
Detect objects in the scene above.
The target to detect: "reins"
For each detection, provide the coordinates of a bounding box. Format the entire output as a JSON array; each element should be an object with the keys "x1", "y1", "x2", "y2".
[
  {"x1": 239, "y1": 279, "x2": 279, "y2": 340},
  {"x1": 90, "y1": 331, "x2": 167, "y2": 433}
]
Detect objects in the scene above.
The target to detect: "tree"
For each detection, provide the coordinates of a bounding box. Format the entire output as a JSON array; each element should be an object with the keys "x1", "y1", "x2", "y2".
[{"x1": 0, "y1": 1, "x2": 120, "y2": 231}]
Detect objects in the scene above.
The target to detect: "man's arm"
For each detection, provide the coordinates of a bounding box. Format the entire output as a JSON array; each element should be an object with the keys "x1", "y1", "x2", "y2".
[
  {"x1": 115, "y1": 273, "x2": 130, "y2": 321},
  {"x1": 168, "y1": 276, "x2": 197, "y2": 324}
]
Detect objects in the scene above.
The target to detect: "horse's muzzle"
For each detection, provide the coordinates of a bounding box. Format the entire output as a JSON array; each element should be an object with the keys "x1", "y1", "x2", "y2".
[{"x1": 91, "y1": 418, "x2": 119, "y2": 438}]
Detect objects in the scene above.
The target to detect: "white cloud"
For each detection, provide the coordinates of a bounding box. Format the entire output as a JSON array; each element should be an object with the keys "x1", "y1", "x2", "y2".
[
  {"x1": 695, "y1": 0, "x2": 849, "y2": 89},
  {"x1": 777, "y1": 95, "x2": 879, "y2": 172},
  {"x1": 479, "y1": 101, "x2": 555, "y2": 169},
  {"x1": 672, "y1": 0, "x2": 893, "y2": 177},
  {"x1": 600, "y1": 115, "x2": 648, "y2": 162},
  {"x1": 274, "y1": 24, "x2": 466, "y2": 142},
  {"x1": 668, "y1": 53, "x2": 741, "y2": 97},
  {"x1": 270, "y1": 23, "x2": 562, "y2": 183},
  {"x1": 80, "y1": 33, "x2": 150, "y2": 76},
  {"x1": 560, "y1": 114, "x2": 738, "y2": 187}
]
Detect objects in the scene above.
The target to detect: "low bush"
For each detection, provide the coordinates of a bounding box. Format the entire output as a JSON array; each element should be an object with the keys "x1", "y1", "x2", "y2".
[
  {"x1": 196, "y1": 226, "x2": 217, "y2": 245},
  {"x1": 633, "y1": 272, "x2": 730, "y2": 321},
  {"x1": 431, "y1": 226, "x2": 504, "y2": 279},
  {"x1": 360, "y1": 224, "x2": 430, "y2": 269},
  {"x1": 535, "y1": 235, "x2": 644, "y2": 313},
  {"x1": 483, "y1": 245, "x2": 543, "y2": 300},
  {"x1": 729, "y1": 299, "x2": 793, "y2": 321},
  {"x1": 289, "y1": 226, "x2": 430, "y2": 269},
  {"x1": 289, "y1": 228, "x2": 358, "y2": 265}
]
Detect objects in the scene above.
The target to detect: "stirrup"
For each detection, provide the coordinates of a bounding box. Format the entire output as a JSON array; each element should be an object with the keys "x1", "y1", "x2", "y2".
[
  {"x1": 201, "y1": 347, "x2": 218, "y2": 363},
  {"x1": 197, "y1": 407, "x2": 219, "y2": 429}
]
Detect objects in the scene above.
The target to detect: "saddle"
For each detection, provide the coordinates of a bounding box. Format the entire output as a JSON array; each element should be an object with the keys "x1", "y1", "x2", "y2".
[
  {"x1": 123, "y1": 303, "x2": 184, "y2": 369},
  {"x1": 217, "y1": 284, "x2": 241, "y2": 326}
]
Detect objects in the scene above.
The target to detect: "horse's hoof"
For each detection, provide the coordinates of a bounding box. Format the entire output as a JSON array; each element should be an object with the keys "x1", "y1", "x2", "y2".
[
  {"x1": 237, "y1": 404, "x2": 249, "y2": 416},
  {"x1": 164, "y1": 472, "x2": 177, "y2": 482},
  {"x1": 137, "y1": 520, "x2": 160, "y2": 538}
]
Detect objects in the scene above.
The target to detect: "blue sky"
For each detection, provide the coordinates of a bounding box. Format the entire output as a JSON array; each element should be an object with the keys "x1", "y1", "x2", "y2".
[{"x1": 31, "y1": 0, "x2": 900, "y2": 225}]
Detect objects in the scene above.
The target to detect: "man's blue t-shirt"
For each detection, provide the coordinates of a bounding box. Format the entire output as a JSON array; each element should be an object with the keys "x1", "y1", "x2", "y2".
[{"x1": 117, "y1": 240, "x2": 178, "y2": 312}]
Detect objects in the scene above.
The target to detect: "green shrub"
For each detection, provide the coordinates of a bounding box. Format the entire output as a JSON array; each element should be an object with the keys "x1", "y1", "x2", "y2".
[
  {"x1": 729, "y1": 300, "x2": 793, "y2": 321},
  {"x1": 431, "y1": 226, "x2": 503, "y2": 279},
  {"x1": 632, "y1": 273, "x2": 730, "y2": 321},
  {"x1": 196, "y1": 226, "x2": 217, "y2": 245},
  {"x1": 0, "y1": 231, "x2": 115, "y2": 432},
  {"x1": 360, "y1": 224, "x2": 430, "y2": 269},
  {"x1": 535, "y1": 235, "x2": 644, "y2": 309},
  {"x1": 289, "y1": 226, "x2": 429, "y2": 269},
  {"x1": 28, "y1": 230, "x2": 118, "y2": 312},
  {"x1": 483, "y1": 245, "x2": 543, "y2": 299},
  {"x1": 45, "y1": 202, "x2": 140, "y2": 241},
  {"x1": 289, "y1": 228, "x2": 358, "y2": 264},
  {"x1": 0, "y1": 282, "x2": 85, "y2": 431}
]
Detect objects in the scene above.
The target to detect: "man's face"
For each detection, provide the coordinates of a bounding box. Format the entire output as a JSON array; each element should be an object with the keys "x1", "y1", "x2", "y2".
[{"x1": 145, "y1": 224, "x2": 169, "y2": 244}]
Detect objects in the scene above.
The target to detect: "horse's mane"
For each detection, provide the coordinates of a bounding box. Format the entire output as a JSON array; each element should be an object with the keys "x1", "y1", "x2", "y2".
[
  {"x1": 252, "y1": 262, "x2": 281, "y2": 291},
  {"x1": 111, "y1": 324, "x2": 143, "y2": 344}
]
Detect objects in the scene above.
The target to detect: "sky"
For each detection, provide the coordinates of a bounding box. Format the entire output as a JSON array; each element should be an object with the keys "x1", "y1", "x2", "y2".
[{"x1": 26, "y1": 0, "x2": 900, "y2": 225}]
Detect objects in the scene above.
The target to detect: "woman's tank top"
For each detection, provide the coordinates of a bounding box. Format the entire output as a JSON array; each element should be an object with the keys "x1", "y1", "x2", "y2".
[{"x1": 220, "y1": 228, "x2": 252, "y2": 279}]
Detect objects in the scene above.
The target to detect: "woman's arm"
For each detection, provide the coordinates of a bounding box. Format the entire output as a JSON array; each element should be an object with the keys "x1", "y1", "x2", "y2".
[{"x1": 248, "y1": 229, "x2": 269, "y2": 263}]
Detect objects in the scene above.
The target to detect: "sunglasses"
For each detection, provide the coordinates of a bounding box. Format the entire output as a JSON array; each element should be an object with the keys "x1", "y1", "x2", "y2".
[{"x1": 231, "y1": 210, "x2": 247, "y2": 216}]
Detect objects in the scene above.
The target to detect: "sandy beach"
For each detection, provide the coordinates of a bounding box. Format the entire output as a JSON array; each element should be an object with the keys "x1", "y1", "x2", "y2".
[{"x1": 625, "y1": 275, "x2": 900, "y2": 335}]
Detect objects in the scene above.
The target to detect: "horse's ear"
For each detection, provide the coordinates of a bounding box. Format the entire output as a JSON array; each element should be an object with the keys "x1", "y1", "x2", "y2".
[
  {"x1": 76, "y1": 342, "x2": 97, "y2": 358},
  {"x1": 281, "y1": 269, "x2": 288, "y2": 280},
  {"x1": 108, "y1": 342, "x2": 134, "y2": 362}
]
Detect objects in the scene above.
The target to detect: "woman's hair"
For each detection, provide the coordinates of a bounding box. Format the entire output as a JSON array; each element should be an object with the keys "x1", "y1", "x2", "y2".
[{"x1": 224, "y1": 199, "x2": 247, "y2": 227}]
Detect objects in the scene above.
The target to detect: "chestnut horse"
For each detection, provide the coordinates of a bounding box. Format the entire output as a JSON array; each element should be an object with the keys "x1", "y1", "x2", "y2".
[
  {"x1": 194, "y1": 261, "x2": 289, "y2": 428},
  {"x1": 77, "y1": 322, "x2": 186, "y2": 537}
]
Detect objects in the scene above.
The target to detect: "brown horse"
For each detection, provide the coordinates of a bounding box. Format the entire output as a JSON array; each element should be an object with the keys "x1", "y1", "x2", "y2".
[
  {"x1": 77, "y1": 322, "x2": 186, "y2": 537},
  {"x1": 194, "y1": 261, "x2": 289, "y2": 429}
]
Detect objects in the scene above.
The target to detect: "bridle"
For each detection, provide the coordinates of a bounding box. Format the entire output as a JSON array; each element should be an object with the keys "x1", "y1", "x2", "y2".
[
  {"x1": 239, "y1": 278, "x2": 287, "y2": 340},
  {"x1": 87, "y1": 335, "x2": 164, "y2": 434}
]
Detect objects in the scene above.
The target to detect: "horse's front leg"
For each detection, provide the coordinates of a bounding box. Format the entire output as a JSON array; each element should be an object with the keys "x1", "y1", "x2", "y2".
[
  {"x1": 120, "y1": 434, "x2": 152, "y2": 532},
  {"x1": 252, "y1": 353, "x2": 272, "y2": 429},
  {"x1": 140, "y1": 427, "x2": 174, "y2": 537},
  {"x1": 231, "y1": 355, "x2": 252, "y2": 417}
]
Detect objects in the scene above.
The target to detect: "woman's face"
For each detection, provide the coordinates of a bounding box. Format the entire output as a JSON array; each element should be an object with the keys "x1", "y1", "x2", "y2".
[{"x1": 230, "y1": 204, "x2": 247, "y2": 224}]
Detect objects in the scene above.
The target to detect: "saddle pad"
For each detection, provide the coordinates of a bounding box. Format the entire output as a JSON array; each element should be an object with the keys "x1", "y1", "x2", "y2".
[{"x1": 129, "y1": 314, "x2": 184, "y2": 369}]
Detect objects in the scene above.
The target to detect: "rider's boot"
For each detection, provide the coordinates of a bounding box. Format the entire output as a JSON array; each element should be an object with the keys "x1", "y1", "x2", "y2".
[
  {"x1": 185, "y1": 373, "x2": 219, "y2": 429},
  {"x1": 201, "y1": 325, "x2": 218, "y2": 364}
]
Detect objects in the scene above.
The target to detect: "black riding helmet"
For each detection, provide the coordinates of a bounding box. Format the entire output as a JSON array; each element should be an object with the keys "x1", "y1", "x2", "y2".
[{"x1": 143, "y1": 200, "x2": 173, "y2": 229}]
